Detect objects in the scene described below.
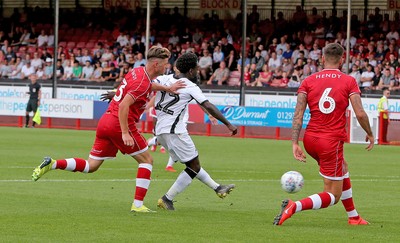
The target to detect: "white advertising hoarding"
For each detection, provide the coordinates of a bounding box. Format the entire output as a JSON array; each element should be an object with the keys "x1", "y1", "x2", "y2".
[{"x1": 0, "y1": 97, "x2": 93, "y2": 119}]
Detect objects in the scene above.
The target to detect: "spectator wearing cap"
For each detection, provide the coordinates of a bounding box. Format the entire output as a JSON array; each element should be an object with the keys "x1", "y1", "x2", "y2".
[{"x1": 43, "y1": 58, "x2": 53, "y2": 79}]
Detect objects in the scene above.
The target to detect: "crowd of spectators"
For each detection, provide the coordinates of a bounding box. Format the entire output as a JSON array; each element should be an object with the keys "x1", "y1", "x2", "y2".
[{"x1": 0, "y1": 5, "x2": 400, "y2": 91}]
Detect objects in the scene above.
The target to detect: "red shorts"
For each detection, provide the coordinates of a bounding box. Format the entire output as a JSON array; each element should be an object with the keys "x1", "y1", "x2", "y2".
[
  {"x1": 89, "y1": 113, "x2": 148, "y2": 160},
  {"x1": 303, "y1": 134, "x2": 346, "y2": 180}
]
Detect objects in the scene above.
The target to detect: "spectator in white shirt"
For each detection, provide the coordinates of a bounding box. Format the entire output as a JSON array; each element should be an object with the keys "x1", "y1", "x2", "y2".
[
  {"x1": 21, "y1": 61, "x2": 35, "y2": 79},
  {"x1": 37, "y1": 29, "x2": 49, "y2": 47},
  {"x1": 276, "y1": 36, "x2": 288, "y2": 53},
  {"x1": 62, "y1": 60, "x2": 73, "y2": 80},
  {"x1": 31, "y1": 52, "x2": 43, "y2": 71},
  {"x1": 199, "y1": 49, "x2": 213, "y2": 81},
  {"x1": 116, "y1": 31, "x2": 129, "y2": 47},
  {"x1": 309, "y1": 43, "x2": 322, "y2": 61},
  {"x1": 386, "y1": 25, "x2": 399, "y2": 42},
  {"x1": 360, "y1": 64, "x2": 375, "y2": 89},
  {"x1": 81, "y1": 60, "x2": 94, "y2": 80},
  {"x1": 47, "y1": 29, "x2": 54, "y2": 47},
  {"x1": 268, "y1": 52, "x2": 282, "y2": 72}
]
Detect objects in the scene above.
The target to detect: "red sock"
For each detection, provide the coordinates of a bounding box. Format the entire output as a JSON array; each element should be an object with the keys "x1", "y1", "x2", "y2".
[
  {"x1": 54, "y1": 158, "x2": 89, "y2": 173},
  {"x1": 295, "y1": 192, "x2": 335, "y2": 212},
  {"x1": 133, "y1": 163, "x2": 152, "y2": 207},
  {"x1": 341, "y1": 177, "x2": 359, "y2": 219}
]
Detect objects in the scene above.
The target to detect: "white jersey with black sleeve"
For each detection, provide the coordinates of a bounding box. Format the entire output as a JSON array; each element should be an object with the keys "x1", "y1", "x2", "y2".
[{"x1": 154, "y1": 74, "x2": 207, "y2": 135}]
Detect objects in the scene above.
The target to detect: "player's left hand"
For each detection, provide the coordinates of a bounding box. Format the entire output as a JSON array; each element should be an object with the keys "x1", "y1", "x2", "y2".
[
  {"x1": 100, "y1": 91, "x2": 116, "y2": 103},
  {"x1": 293, "y1": 144, "x2": 306, "y2": 163},
  {"x1": 168, "y1": 81, "x2": 186, "y2": 94}
]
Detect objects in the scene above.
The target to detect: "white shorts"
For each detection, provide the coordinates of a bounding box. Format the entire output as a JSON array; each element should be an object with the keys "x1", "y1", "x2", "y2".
[{"x1": 156, "y1": 133, "x2": 198, "y2": 163}]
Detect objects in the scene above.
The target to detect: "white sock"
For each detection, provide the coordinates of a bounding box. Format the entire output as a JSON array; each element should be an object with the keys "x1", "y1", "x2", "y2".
[
  {"x1": 166, "y1": 157, "x2": 175, "y2": 167},
  {"x1": 196, "y1": 168, "x2": 219, "y2": 190},
  {"x1": 147, "y1": 137, "x2": 157, "y2": 146},
  {"x1": 165, "y1": 170, "x2": 193, "y2": 200}
]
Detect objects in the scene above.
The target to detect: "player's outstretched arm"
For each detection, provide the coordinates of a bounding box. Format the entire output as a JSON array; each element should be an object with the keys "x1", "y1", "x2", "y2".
[
  {"x1": 151, "y1": 81, "x2": 186, "y2": 94},
  {"x1": 349, "y1": 93, "x2": 374, "y2": 151},
  {"x1": 200, "y1": 101, "x2": 237, "y2": 135},
  {"x1": 292, "y1": 93, "x2": 307, "y2": 162},
  {"x1": 197, "y1": 102, "x2": 219, "y2": 125}
]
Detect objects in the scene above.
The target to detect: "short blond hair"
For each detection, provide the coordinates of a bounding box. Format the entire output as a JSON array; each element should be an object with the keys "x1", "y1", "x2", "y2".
[{"x1": 146, "y1": 46, "x2": 171, "y2": 60}]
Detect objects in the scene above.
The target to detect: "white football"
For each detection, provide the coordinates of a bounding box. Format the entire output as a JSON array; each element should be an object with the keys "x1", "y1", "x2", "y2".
[{"x1": 280, "y1": 171, "x2": 304, "y2": 193}]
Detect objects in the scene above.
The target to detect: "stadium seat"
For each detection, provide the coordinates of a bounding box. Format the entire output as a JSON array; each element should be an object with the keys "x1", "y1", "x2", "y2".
[
  {"x1": 228, "y1": 71, "x2": 241, "y2": 86},
  {"x1": 85, "y1": 42, "x2": 95, "y2": 49},
  {"x1": 27, "y1": 46, "x2": 37, "y2": 54},
  {"x1": 43, "y1": 23, "x2": 52, "y2": 32},
  {"x1": 67, "y1": 41, "x2": 76, "y2": 49},
  {"x1": 70, "y1": 35, "x2": 80, "y2": 42},
  {"x1": 18, "y1": 46, "x2": 27, "y2": 53},
  {"x1": 58, "y1": 41, "x2": 67, "y2": 48},
  {"x1": 76, "y1": 41, "x2": 86, "y2": 48}
]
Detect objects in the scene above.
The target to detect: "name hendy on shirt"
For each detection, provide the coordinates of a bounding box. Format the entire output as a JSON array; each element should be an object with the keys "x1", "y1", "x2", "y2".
[{"x1": 315, "y1": 73, "x2": 342, "y2": 79}]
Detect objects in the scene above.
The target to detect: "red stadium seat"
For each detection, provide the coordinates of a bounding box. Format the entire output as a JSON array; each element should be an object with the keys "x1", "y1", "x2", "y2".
[
  {"x1": 67, "y1": 41, "x2": 76, "y2": 49},
  {"x1": 18, "y1": 46, "x2": 27, "y2": 53},
  {"x1": 85, "y1": 42, "x2": 95, "y2": 49},
  {"x1": 27, "y1": 46, "x2": 37, "y2": 54},
  {"x1": 76, "y1": 41, "x2": 86, "y2": 48},
  {"x1": 58, "y1": 41, "x2": 67, "y2": 48}
]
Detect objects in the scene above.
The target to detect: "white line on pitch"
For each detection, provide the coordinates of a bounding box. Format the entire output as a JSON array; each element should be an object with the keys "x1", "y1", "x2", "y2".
[{"x1": 1, "y1": 178, "x2": 400, "y2": 183}]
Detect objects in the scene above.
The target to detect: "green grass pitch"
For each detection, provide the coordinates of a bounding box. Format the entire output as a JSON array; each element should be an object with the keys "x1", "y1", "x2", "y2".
[{"x1": 0, "y1": 127, "x2": 398, "y2": 242}]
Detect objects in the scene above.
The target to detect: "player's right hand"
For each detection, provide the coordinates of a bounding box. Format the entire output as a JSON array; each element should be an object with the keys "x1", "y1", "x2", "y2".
[
  {"x1": 292, "y1": 144, "x2": 306, "y2": 163},
  {"x1": 365, "y1": 134, "x2": 374, "y2": 151},
  {"x1": 122, "y1": 132, "x2": 135, "y2": 147}
]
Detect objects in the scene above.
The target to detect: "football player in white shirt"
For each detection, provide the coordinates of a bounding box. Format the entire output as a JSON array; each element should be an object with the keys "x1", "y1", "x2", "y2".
[
  {"x1": 155, "y1": 52, "x2": 237, "y2": 210},
  {"x1": 146, "y1": 92, "x2": 218, "y2": 172}
]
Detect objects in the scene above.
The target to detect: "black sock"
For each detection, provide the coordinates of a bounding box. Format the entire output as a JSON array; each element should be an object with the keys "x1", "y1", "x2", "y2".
[{"x1": 25, "y1": 115, "x2": 30, "y2": 127}]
